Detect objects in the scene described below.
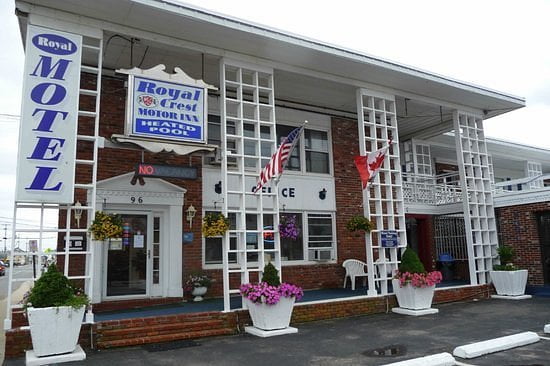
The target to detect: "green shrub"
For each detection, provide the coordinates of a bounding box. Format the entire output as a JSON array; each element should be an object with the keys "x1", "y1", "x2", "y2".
[
  {"x1": 398, "y1": 249, "x2": 426, "y2": 274},
  {"x1": 261, "y1": 262, "x2": 281, "y2": 286},
  {"x1": 24, "y1": 264, "x2": 89, "y2": 309},
  {"x1": 494, "y1": 245, "x2": 518, "y2": 270}
]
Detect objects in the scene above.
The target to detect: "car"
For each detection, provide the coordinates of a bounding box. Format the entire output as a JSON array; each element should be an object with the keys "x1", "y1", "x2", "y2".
[{"x1": 0, "y1": 264, "x2": 5, "y2": 276}]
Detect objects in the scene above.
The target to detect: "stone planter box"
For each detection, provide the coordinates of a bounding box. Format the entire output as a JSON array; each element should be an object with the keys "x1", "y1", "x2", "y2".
[
  {"x1": 490, "y1": 270, "x2": 528, "y2": 296},
  {"x1": 27, "y1": 306, "x2": 85, "y2": 357},
  {"x1": 244, "y1": 296, "x2": 295, "y2": 330},
  {"x1": 392, "y1": 279, "x2": 436, "y2": 310}
]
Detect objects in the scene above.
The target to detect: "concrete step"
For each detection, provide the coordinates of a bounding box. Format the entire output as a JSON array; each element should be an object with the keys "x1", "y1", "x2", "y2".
[
  {"x1": 97, "y1": 319, "x2": 226, "y2": 341},
  {"x1": 96, "y1": 327, "x2": 236, "y2": 349}
]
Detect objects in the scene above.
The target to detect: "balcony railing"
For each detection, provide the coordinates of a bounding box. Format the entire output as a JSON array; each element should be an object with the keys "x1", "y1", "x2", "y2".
[
  {"x1": 494, "y1": 174, "x2": 550, "y2": 195},
  {"x1": 402, "y1": 172, "x2": 462, "y2": 205}
]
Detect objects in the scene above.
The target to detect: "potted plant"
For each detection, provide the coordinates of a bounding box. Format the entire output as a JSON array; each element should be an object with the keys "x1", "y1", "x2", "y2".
[
  {"x1": 89, "y1": 211, "x2": 123, "y2": 241},
  {"x1": 184, "y1": 272, "x2": 212, "y2": 301},
  {"x1": 490, "y1": 245, "x2": 529, "y2": 297},
  {"x1": 240, "y1": 263, "x2": 303, "y2": 332},
  {"x1": 22, "y1": 264, "x2": 89, "y2": 357},
  {"x1": 279, "y1": 214, "x2": 300, "y2": 240},
  {"x1": 202, "y1": 213, "x2": 230, "y2": 237},
  {"x1": 346, "y1": 216, "x2": 374, "y2": 233},
  {"x1": 392, "y1": 249, "x2": 442, "y2": 313}
]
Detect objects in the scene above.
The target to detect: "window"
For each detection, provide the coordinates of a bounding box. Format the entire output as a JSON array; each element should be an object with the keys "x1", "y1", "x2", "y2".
[
  {"x1": 276, "y1": 125, "x2": 301, "y2": 171},
  {"x1": 280, "y1": 213, "x2": 303, "y2": 261},
  {"x1": 276, "y1": 124, "x2": 331, "y2": 175},
  {"x1": 307, "y1": 214, "x2": 334, "y2": 261},
  {"x1": 204, "y1": 211, "x2": 237, "y2": 265},
  {"x1": 204, "y1": 211, "x2": 335, "y2": 266},
  {"x1": 206, "y1": 115, "x2": 236, "y2": 165},
  {"x1": 305, "y1": 130, "x2": 329, "y2": 174}
]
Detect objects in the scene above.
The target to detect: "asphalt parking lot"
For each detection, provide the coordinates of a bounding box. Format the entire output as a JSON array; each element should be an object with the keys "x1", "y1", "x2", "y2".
[{"x1": 5, "y1": 296, "x2": 550, "y2": 365}]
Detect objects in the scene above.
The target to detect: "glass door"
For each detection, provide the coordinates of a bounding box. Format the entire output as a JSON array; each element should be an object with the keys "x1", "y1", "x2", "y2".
[{"x1": 106, "y1": 214, "x2": 148, "y2": 297}]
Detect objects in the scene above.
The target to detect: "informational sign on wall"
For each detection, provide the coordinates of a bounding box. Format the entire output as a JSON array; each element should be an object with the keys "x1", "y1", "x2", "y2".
[
  {"x1": 128, "y1": 75, "x2": 206, "y2": 143},
  {"x1": 380, "y1": 230, "x2": 399, "y2": 248},
  {"x1": 15, "y1": 25, "x2": 82, "y2": 203}
]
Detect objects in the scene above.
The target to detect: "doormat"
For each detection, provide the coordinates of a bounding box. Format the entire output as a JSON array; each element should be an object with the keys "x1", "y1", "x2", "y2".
[{"x1": 142, "y1": 340, "x2": 201, "y2": 352}]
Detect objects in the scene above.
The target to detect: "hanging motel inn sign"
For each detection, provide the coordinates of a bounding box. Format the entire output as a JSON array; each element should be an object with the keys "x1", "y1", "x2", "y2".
[
  {"x1": 16, "y1": 25, "x2": 82, "y2": 204},
  {"x1": 118, "y1": 64, "x2": 216, "y2": 144}
]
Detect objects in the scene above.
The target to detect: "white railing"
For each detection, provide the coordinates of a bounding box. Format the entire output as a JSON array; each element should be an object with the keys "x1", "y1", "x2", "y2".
[
  {"x1": 402, "y1": 172, "x2": 462, "y2": 205},
  {"x1": 494, "y1": 173, "x2": 550, "y2": 195}
]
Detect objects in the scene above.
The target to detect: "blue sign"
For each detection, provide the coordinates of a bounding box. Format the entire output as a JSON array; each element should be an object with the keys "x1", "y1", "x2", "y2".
[
  {"x1": 130, "y1": 75, "x2": 206, "y2": 143},
  {"x1": 183, "y1": 232, "x2": 194, "y2": 243},
  {"x1": 380, "y1": 230, "x2": 399, "y2": 248}
]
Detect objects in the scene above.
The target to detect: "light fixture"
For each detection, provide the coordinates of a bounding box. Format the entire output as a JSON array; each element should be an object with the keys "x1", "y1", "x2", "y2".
[
  {"x1": 74, "y1": 201, "x2": 83, "y2": 228},
  {"x1": 319, "y1": 189, "x2": 327, "y2": 200},
  {"x1": 186, "y1": 205, "x2": 197, "y2": 228},
  {"x1": 214, "y1": 181, "x2": 222, "y2": 194}
]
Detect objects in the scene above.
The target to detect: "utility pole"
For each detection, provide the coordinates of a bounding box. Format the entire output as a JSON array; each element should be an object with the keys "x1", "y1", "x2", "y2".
[{"x1": 2, "y1": 224, "x2": 7, "y2": 258}]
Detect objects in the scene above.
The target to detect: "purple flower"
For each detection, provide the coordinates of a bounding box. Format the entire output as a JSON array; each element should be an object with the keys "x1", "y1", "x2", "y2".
[{"x1": 279, "y1": 215, "x2": 300, "y2": 240}]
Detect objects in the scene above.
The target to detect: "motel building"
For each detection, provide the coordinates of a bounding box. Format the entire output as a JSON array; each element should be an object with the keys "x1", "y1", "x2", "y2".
[{"x1": 5, "y1": 0, "x2": 550, "y2": 354}]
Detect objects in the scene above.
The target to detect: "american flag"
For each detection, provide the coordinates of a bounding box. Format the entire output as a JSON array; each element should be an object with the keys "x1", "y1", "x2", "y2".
[{"x1": 253, "y1": 126, "x2": 303, "y2": 193}]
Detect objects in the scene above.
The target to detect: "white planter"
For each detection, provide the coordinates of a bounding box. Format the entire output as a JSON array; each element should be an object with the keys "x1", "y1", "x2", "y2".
[
  {"x1": 244, "y1": 296, "x2": 295, "y2": 330},
  {"x1": 27, "y1": 306, "x2": 85, "y2": 357},
  {"x1": 490, "y1": 270, "x2": 528, "y2": 296},
  {"x1": 191, "y1": 286, "x2": 207, "y2": 301},
  {"x1": 392, "y1": 279, "x2": 436, "y2": 310}
]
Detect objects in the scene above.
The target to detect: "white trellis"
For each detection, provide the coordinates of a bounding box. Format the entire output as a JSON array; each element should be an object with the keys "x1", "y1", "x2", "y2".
[
  {"x1": 356, "y1": 89, "x2": 406, "y2": 296},
  {"x1": 219, "y1": 59, "x2": 281, "y2": 311},
  {"x1": 453, "y1": 111, "x2": 498, "y2": 285},
  {"x1": 4, "y1": 21, "x2": 103, "y2": 329},
  {"x1": 526, "y1": 161, "x2": 543, "y2": 189}
]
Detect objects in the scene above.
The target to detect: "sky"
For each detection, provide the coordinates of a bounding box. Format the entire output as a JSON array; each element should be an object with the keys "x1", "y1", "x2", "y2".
[{"x1": 0, "y1": 0, "x2": 549, "y2": 248}]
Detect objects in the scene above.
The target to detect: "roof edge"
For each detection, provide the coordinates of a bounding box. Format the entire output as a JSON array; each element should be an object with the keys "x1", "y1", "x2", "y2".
[{"x1": 137, "y1": 0, "x2": 525, "y2": 106}]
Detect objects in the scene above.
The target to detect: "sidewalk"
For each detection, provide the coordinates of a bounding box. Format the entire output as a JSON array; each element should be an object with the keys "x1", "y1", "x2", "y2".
[{"x1": 5, "y1": 297, "x2": 550, "y2": 365}]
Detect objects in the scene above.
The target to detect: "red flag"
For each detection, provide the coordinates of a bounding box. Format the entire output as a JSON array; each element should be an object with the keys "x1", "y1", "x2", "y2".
[{"x1": 354, "y1": 140, "x2": 392, "y2": 189}]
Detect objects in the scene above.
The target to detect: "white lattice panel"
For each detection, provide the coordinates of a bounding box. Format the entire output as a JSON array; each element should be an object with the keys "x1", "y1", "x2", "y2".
[
  {"x1": 526, "y1": 161, "x2": 543, "y2": 189},
  {"x1": 220, "y1": 59, "x2": 280, "y2": 311},
  {"x1": 453, "y1": 111, "x2": 498, "y2": 285},
  {"x1": 356, "y1": 89, "x2": 406, "y2": 296}
]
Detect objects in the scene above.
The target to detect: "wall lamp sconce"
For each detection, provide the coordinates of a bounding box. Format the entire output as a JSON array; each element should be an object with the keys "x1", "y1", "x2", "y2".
[
  {"x1": 186, "y1": 205, "x2": 197, "y2": 228},
  {"x1": 214, "y1": 181, "x2": 222, "y2": 194},
  {"x1": 319, "y1": 189, "x2": 327, "y2": 200},
  {"x1": 74, "y1": 201, "x2": 83, "y2": 228}
]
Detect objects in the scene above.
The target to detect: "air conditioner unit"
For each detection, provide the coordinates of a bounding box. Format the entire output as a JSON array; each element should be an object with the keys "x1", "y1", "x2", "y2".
[
  {"x1": 310, "y1": 249, "x2": 333, "y2": 261},
  {"x1": 207, "y1": 148, "x2": 237, "y2": 166}
]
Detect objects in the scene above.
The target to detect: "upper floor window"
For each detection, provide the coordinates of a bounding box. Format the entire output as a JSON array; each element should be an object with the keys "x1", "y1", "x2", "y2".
[{"x1": 276, "y1": 124, "x2": 331, "y2": 175}]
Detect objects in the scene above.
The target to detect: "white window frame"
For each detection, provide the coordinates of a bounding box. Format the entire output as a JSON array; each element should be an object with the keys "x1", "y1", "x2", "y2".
[
  {"x1": 275, "y1": 123, "x2": 334, "y2": 177},
  {"x1": 202, "y1": 210, "x2": 337, "y2": 269}
]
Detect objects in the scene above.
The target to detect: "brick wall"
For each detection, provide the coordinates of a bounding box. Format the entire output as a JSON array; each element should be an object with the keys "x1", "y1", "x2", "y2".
[
  {"x1": 496, "y1": 202, "x2": 550, "y2": 285},
  {"x1": 58, "y1": 78, "x2": 397, "y2": 301}
]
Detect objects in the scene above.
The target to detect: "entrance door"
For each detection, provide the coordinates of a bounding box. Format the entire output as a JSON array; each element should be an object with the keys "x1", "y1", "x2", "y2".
[
  {"x1": 106, "y1": 214, "x2": 149, "y2": 297},
  {"x1": 537, "y1": 213, "x2": 550, "y2": 285}
]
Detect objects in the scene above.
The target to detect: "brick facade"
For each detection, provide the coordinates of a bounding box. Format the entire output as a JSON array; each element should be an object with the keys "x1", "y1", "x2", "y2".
[{"x1": 496, "y1": 202, "x2": 550, "y2": 286}]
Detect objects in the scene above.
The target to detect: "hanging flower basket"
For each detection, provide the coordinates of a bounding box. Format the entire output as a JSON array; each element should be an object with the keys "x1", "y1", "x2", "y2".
[
  {"x1": 202, "y1": 213, "x2": 230, "y2": 237},
  {"x1": 89, "y1": 211, "x2": 123, "y2": 241},
  {"x1": 279, "y1": 215, "x2": 300, "y2": 240},
  {"x1": 346, "y1": 216, "x2": 374, "y2": 233}
]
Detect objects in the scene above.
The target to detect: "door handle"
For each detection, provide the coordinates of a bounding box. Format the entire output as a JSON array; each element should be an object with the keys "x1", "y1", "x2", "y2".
[{"x1": 148, "y1": 250, "x2": 151, "y2": 259}]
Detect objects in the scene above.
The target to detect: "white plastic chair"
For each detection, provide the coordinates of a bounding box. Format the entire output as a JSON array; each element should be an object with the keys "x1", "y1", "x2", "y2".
[{"x1": 342, "y1": 259, "x2": 368, "y2": 290}]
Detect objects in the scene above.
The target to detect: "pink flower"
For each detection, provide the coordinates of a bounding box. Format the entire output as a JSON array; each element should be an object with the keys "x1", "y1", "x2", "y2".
[
  {"x1": 394, "y1": 270, "x2": 442, "y2": 288},
  {"x1": 240, "y1": 282, "x2": 303, "y2": 305}
]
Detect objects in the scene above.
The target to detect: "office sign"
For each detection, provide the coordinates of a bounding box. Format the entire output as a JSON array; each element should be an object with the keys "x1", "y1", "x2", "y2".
[
  {"x1": 128, "y1": 75, "x2": 206, "y2": 143},
  {"x1": 16, "y1": 25, "x2": 82, "y2": 203},
  {"x1": 380, "y1": 230, "x2": 399, "y2": 248}
]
